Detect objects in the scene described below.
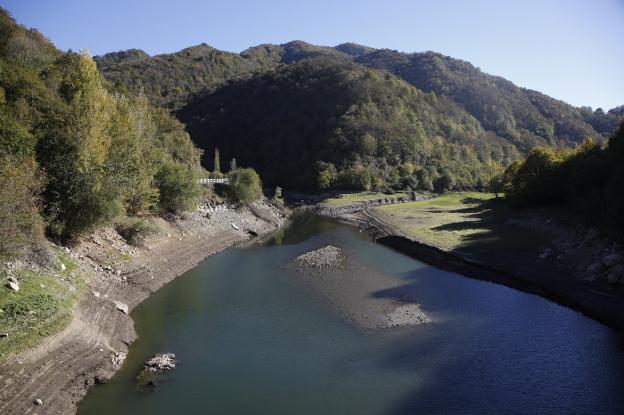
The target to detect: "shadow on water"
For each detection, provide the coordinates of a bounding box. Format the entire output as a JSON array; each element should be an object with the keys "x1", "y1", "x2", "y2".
[{"x1": 368, "y1": 264, "x2": 624, "y2": 414}]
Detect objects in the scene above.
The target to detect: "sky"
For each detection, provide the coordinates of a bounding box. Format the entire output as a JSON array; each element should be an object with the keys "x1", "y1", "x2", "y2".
[{"x1": 2, "y1": 0, "x2": 623, "y2": 110}]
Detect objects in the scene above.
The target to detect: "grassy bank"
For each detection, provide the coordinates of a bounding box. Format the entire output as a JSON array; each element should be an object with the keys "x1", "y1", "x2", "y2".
[
  {"x1": 370, "y1": 192, "x2": 552, "y2": 263},
  {"x1": 0, "y1": 249, "x2": 85, "y2": 362},
  {"x1": 320, "y1": 191, "x2": 410, "y2": 207}
]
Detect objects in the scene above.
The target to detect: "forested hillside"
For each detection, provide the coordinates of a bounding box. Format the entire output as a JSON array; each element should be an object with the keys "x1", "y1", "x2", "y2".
[
  {"x1": 493, "y1": 120, "x2": 624, "y2": 233},
  {"x1": 179, "y1": 57, "x2": 515, "y2": 190},
  {"x1": 0, "y1": 8, "x2": 203, "y2": 257},
  {"x1": 96, "y1": 40, "x2": 620, "y2": 190}
]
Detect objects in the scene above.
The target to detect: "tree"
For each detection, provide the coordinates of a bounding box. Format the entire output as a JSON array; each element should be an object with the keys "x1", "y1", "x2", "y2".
[
  {"x1": 155, "y1": 160, "x2": 203, "y2": 212},
  {"x1": 0, "y1": 156, "x2": 44, "y2": 259},
  {"x1": 488, "y1": 173, "x2": 504, "y2": 197},
  {"x1": 316, "y1": 161, "x2": 337, "y2": 191},
  {"x1": 229, "y1": 158, "x2": 237, "y2": 172},
  {"x1": 213, "y1": 147, "x2": 221, "y2": 175},
  {"x1": 337, "y1": 164, "x2": 371, "y2": 191},
  {"x1": 433, "y1": 171, "x2": 456, "y2": 193},
  {"x1": 228, "y1": 168, "x2": 262, "y2": 204}
]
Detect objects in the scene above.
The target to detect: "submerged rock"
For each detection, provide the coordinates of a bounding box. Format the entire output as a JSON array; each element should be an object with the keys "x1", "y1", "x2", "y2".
[
  {"x1": 136, "y1": 353, "x2": 176, "y2": 392},
  {"x1": 144, "y1": 353, "x2": 176, "y2": 372},
  {"x1": 385, "y1": 304, "x2": 432, "y2": 328}
]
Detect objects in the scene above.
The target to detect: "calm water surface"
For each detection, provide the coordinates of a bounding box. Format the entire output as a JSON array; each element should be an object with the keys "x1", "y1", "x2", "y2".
[{"x1": 78, "y1": 215, "x2": 624, "y2": 415}]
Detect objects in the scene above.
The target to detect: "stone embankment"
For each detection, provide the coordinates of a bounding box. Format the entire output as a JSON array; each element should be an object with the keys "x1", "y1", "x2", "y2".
[{"x1": 311, "y1": 192, "x2": 429, "y2": 218}]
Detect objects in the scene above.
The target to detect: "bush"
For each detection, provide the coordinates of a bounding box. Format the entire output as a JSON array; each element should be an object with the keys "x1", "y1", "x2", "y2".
[
  {"x1": 337, "y1": 164, "x2": 371, "y2": 191},
  {"x1": 116, "y1": 219, "x2": 160, "y2": 246},
  {"x1": 506, "y1": 147, "x2": 565, "y2": 206},
  {"x1": 155, "y1": 160, "x2": 203, "y2": 212},
  {"x1": 433, "y1": 171, "x2": 456, "y2": 193},
  {"x1": 227, "y1": 168, "x2": 262, "y2": 204}
]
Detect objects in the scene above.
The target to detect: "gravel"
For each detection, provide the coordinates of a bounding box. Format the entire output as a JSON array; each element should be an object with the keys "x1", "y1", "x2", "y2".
[{"x1": 295, "y1": 245, "x2": 344, "y2": 270}]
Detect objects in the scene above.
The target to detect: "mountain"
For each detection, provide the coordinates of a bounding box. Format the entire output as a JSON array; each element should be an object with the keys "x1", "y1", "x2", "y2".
[
  {"x1": 95, "y1": 40, "x2": 347, "y2": 109},
  {"x1": 352, "y1": 49, "x2": 620, "y2": 150},
  {"x1": 178, "y1": 57, "x2": 517, "y2": 190},
  {"x1": 96, "y1": 40, "x2": 621, "y2": 191}
]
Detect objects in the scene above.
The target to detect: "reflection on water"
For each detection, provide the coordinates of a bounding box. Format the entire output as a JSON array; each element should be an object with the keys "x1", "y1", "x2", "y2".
[{"x1": 79, "y1": 216, "x2": 624, "y2": 415}]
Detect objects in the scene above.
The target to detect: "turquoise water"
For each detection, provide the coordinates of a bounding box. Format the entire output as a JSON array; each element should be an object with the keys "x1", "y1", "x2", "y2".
[{"x1": 78, "y1": 215, "x2": 624, "y2": 414}]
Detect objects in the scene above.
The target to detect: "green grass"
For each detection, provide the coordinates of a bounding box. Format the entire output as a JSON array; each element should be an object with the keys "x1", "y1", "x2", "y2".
[
  {"x1": 0, "y1": 248, "x2": 85, "y2": 362},
  {"x1": 372, "y1": 192, "x2": 550, "y2": 254},
  {"x1": 321, "y1": 191, "x2": 410, "y2": 207}
]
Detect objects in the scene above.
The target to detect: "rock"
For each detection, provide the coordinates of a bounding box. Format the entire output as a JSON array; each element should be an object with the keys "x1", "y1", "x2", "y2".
[
  {"x1": 586, "y1": 262, "x2": 604, "y2": 275},
  {"x1": 539, "y1": 248, "x2": 553, "y2": 259},
  {"x1": 60, "y1": 262, "x2": 66, "y2": 271},
  {"x1": 92, "y1": 291, "x2": 101, "y2": 298},
  {"x1": 94, "y1": 372, "x2": 110, "y2": 384},
  {"x1": 7, "y1": 276, "x2": 18, "y2": 284},
  {"x1": 611, "y1": 264, "x2": 624, "y2": 278},
  {"x1": 111, "y1": 351, "x2": 126, "y2": 366},
  {"x1": 603, "y1": 253, "x2": 622, "y2": 269},
  {"x1": 144, "y1": 353, "x2": 176, "y2": 372},
  {"x1": 34, "y1": 398, "x2": 42, "y2": 406},
  {"x1": 607, "y1": 273, "x2": 620, "y2": 284},
  {"x1": 113, "y1": 300, "x2": 129, "y2": 315},
  {"x1": 584, "y1": 228, "x2": 600, "y2": 243},
  {"x1": 0, "y1": 333, "x2": 8, "y2": 339},
  {"x1": 5, "y1": 280, "x2": 19, "y2": 292}
]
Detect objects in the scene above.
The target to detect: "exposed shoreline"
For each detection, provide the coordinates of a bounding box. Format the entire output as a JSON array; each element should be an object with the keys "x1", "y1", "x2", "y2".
[
  {"x1": 0, "y1": 200, "x2": 285, "y2": 415},
  {"x1": 290, "y1": 244, "x2": 432, "y2": 330},
  {"x1": 335, "y1": 208, "x2": 624, "y2": 332}
]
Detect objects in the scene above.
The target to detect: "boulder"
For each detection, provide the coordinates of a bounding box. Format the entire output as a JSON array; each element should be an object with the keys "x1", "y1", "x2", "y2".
[
  {"x1": 586, "y1": 262, "x2": 604, "y2": 275},
  {"x1": 584, "y1": 228, "x2": 600, "y2": 243},
  {"x1": 34, "y1": 398, "x2": 42, "y2": 406},
  {"x1": 603, "y1": 253, "x2": 622, "y2": 269},
  {"x1": 144, "y1": 353, "x2": 176, "y2": 372},
  {"x1": 611, "y1": 264, "x2": 624, "y2": 278},
  {"x1": 111, "y1": 351, "x2": 126, "y2": 366},
  {"x1": 607, "y1": 273, "x2": 620, "y2": 284},
  {"x1": 0, "y1": 332, "x2": 8, "y2": 339},
  {"x1": 113, "y1": 300, "x2": 129, "y2": 315},
  {"x1": 5, "y1": 280, "x2": 19, "y2": 292}
]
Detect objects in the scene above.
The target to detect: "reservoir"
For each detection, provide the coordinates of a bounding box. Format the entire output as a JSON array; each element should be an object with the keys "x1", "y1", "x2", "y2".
[{"x1": 78, "y1": 215, "x2": 624, "y2": 414}]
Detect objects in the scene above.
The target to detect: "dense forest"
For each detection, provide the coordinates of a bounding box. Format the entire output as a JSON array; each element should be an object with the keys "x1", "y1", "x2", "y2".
[
  {"x1": 96, "y1": 40, "x2": 621, "y2": 191},
  {"x1": 179, "y1": 57, "x2": 515, "y2": 191},
  {"x1": 0, "y1": 9, "x2": 203, "y2": 258},
  {"x1": 493, "y1": 121, "x2": 624, "y2": 233}
]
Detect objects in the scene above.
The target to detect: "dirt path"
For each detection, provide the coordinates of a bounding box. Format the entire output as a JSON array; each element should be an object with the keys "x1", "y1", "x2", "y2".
[{"x1": 0, "y1": 200, "x2": 285, "y2": 415}]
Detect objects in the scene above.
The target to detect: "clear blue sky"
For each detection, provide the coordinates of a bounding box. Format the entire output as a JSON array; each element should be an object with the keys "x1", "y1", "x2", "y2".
[{"x1": 2, "y1": 0, "x2": 623, "y2": 109}]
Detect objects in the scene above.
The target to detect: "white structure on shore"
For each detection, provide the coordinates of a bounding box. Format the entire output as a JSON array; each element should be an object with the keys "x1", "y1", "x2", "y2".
[{"x1": 199, "y1": 177, "x2": 229, "y2": 185}]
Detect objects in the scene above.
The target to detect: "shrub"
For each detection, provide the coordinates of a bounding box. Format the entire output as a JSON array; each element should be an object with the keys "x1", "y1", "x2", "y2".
[
  {"x1": 116, "y1": 219, "x2": 160, "y2": 246},
  {"x1": 337, "y1": 164, "x2": 371, "y2": 191},
  {"x1": 433, "y1": 171, "x2": 456, "y2": 193},
  {"x1": 227, "y1": 168, "x2": 263, "y2": 204},
  {"x1": 155, "y1": 160, "x2": 203, "y2": 212}
]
